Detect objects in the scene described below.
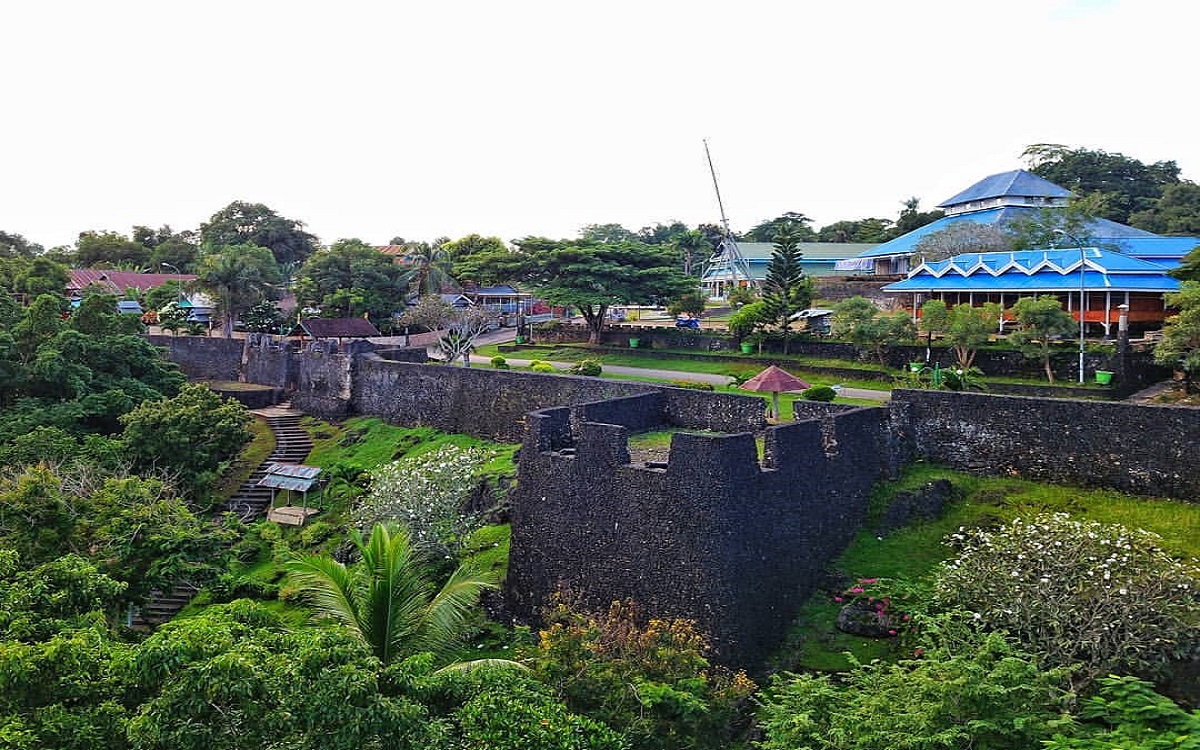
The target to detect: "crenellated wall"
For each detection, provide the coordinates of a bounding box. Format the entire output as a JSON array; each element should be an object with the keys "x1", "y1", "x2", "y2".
[
  {"x1": 507, "y1": 404, "x2": 892, "y2": 667},
  {"x1": 150, "y1": 336, "x2": 1199, "y2": 668}
]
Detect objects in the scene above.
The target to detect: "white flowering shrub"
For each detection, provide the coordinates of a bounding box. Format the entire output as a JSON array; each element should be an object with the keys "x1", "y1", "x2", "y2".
[
  {"x1": 352, "y1": 444, "x2": 489, "y2": 556},
  {"x1": 935, "y1": 512, "x2": 1199, "y2": 681}
]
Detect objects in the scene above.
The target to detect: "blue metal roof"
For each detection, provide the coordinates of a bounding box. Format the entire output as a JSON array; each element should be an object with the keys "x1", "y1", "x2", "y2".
[
  {"x1": 884, "y1": 247, "x2": 1181, "y2": 294},
  {"x1": 854, "y1": 207, "x2": 1158, "y2": 259},
  {"x1": 938, "y1": 169, "x2": 1073, "y2": 208}
]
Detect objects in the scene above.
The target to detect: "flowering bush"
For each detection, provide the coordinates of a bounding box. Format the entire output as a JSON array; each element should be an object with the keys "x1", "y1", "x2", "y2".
[
  {"x1": 832, "y1": 577, "x2": 914, "y2": 638},
  {"x1": 529, "y1": 597, "x2": 756, "y2": 750},
  {"x1": 352, "y1": 444, "x2": 489, "y2": 556},
  {"x1": 935, "y1": 512, "x2": 1200, "y2": 682}
]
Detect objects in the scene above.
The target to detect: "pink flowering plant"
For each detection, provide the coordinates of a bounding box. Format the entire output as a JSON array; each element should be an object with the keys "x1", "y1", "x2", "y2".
[
  {"x1": 833, "y1": 577, "x2": 920, "y2": 639},
  {"x1": 935, "y1": 512, "x2": 1200, "y2": 685}
]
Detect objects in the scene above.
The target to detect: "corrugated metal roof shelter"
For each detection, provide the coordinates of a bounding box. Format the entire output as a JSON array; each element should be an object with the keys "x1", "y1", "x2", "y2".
[
  {"x1": 257, "y1": 462, "x2": 322, "y2": 492},
  {"x1": 259, "y1": 463, "x2": 324, "y2": 526}
]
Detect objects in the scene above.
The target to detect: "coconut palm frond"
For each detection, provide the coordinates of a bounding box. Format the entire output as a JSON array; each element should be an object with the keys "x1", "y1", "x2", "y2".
[{"x1": 284, "y1": 555, "x2": 367, "y2": 642}]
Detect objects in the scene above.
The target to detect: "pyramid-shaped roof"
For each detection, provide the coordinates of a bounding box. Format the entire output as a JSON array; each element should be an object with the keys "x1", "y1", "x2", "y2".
[
  {"x1": 938, "y1": 169, "x2": 1073, "y2": 209},
  {"x1": 740, "y1": 365, "x2": 811, "y2": 393}
]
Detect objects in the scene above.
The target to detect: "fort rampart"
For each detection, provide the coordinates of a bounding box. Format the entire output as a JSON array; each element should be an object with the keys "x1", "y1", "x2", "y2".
[{"x1": 150, "y1": 336, "x2": 1200, "y2": 666}]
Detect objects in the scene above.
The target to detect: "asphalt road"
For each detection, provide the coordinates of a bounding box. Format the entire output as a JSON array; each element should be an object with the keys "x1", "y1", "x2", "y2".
[{"x1": 448, "y1": 328, "x2": 892, "y2": 402}]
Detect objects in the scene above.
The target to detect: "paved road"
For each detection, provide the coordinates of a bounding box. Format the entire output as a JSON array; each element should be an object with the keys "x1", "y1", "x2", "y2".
[{"x1": 445, "y1": 329, "x2": 892, "y2": 402}]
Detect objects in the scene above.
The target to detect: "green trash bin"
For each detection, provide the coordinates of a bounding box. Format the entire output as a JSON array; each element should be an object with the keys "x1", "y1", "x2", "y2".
[
  {"x1": 628, "y1": 337, "x2": 640, "y2": 348},
  {"x1": 1095, "y1": 370, "x2": 1114, "y2": 385}
]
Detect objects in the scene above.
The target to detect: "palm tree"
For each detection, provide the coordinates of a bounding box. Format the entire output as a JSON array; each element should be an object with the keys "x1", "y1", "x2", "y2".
[
  {"x1": 286, "y1": 523, "x2": 514, "y2": 669},
  {"x1": 194, "y1": 245, "x2": 281, "y2": 338},
  {"x1": 405, "y1": 241, "x2": 453, "y2": 296}
]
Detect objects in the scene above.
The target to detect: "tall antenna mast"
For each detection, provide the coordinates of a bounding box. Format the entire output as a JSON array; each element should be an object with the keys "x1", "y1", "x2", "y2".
[{"x1": 702, "y1": 139, "x2": 756, "y2": 298}]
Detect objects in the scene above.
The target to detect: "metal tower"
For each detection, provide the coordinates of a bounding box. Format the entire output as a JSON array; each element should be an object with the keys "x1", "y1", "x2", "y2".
[{"x1": 702, "y1": 139, "x2": 756, "y2": 298}]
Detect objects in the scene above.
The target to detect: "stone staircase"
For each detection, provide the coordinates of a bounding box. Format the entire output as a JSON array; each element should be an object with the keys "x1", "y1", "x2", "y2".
[
  {"x1": 128, "y1": 582, "x2": 200, "y2": 629},
  {"x1": 129, "y1": 404, "x2": 313, "y2": 629},
  {"x1": 222, "y1": 407, "x2": 312, "y2": 522}
]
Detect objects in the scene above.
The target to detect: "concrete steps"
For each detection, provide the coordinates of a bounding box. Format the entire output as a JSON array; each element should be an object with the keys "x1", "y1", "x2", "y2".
[{"x1": 132, "y1": 405, "x2": 315, "y2": 629}]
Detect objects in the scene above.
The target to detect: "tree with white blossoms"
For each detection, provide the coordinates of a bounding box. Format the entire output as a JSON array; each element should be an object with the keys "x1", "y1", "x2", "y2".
[
  {"x1": 934, "y1": 512, "x2": 1200, "y2": 688},
  {"x1": 352, "y1": 444, "x2": 489, "y2": 556}
]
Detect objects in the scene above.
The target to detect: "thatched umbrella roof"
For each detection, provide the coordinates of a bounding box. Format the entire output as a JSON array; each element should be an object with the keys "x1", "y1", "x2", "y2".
[{"x1": 740, "y1": 365, "x2": 812, "y2": 419}]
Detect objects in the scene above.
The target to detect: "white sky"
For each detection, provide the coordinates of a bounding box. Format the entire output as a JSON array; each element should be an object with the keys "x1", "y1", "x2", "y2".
[{"x1": 3, "y1": 0, "x2": 1198, "y2": 250}]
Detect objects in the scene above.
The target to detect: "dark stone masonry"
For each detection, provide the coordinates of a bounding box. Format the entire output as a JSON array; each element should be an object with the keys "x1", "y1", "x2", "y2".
[{"x1": 151, "y1": 336, "x2": 1200, "y2": 667}]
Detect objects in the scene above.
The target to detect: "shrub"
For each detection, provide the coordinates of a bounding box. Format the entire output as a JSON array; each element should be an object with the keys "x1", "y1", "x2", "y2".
[
  {"x1": 934, "y1": 512, "x2": 1200, "y2": 684},
  {"x1": 352, "y1": 444, "x2": 490, "y2": 556},
  {"x1": 801, "y1": 385, "x2": 837, "y2": 401},
  {"x1": 669, "y1": 380, "x2": 714, "y2": 391},
  {"x1": 1043, "y1": 675, "x2": 1200, "y2": 750},
  {"x1": 528, "y1": 598, "x2": 756, "y2": 750},
  {"x1": 489, "y1": 356, "x2": 509, "y2": 369},
  {"x1": 571, "y1": 358, "x2": 602, "y2": 377},
  {"x1": 758, "y1": 613, "x2": 1071, "y2": 750},
  {"x1": 529, "y1": 360, "x2": 556, "y2": 373}
]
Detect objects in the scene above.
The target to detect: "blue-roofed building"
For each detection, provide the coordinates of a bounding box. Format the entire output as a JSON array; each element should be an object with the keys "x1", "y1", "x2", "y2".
[
  {"x1": 836, "y1": 169, "x2": 1161, "y2": 275},
  {"x1": 884, "y1": 247, "x2": 1186, "y2": 336}
]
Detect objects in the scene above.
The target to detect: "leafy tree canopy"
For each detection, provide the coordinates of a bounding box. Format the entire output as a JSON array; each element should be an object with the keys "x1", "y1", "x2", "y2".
[
  {"x1": 1025, "y1": 143, "x2": 1181, "y2": 225},
  {"x1": 1154, "y1": 281, "x2": 1200, "y2": 392},
  {"x1": 744, "y1": 212, "x2": 816, "y2": 243},
  {"x1": 73, "y1": 230, "x2": 151, "y2": 269},
  {"x1": 194, "y1": 244, "x2": 281, "y2": 338},
  {"x1": 456, "y1": 238, "x2": 695, "y2": 343},
  {"x1": 1129, "y1": 182, "x2": 1200, "y2": 236},
  {"x1": 913, "y1": 223, "x2": 1013, "y2": 262},
  {"x1": 579, "y1": 223, "x2": 638, "y2": 244},
  {"x1": 1007, "y1": 295, "x2": 1078, "y2": 383},
  {"x1": 199, "y1": 200, "x2": 319, "y2": 266},
  {"x1": 295, "y1": 239, "x2": 408, "y2": 321},
  {"x1": 119, "y1": 383, "x2": 251, "y2": 504}
]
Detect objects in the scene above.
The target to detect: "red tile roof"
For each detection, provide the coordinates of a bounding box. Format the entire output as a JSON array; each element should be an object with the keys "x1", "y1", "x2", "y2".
[{"x1": 68, "y1": 269, "x2": 196, "y2": 295}]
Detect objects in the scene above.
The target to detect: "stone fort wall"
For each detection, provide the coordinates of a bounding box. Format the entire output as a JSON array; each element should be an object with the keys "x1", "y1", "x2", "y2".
[
  {"x1": 150, "y1": 336, "x2": 1199, "y2": 667},
  {"x1": 507, "y1": 404, "x2": 893, "y2": 666}
]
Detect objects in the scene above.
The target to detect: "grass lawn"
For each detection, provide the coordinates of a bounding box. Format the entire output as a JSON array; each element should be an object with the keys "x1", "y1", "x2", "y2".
[{"x1": 783, "y1": 463, "x2": 1200, "y2": 672}]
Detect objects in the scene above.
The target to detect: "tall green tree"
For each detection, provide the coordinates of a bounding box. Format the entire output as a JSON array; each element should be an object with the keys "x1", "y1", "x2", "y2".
[
  {"x1": 579, "y1": 223, "x2": 637, "y2": 244},
  {"x1": 1129, "y1": 182, "x2": 1200, "y2": 235},
  {"x1": 1154, "y1": 281, "x2": 1200, "y2": 393},
  {"x1": 74, "y1": 230, "x2": 150, "y2": 269},
  {"x1": 286, "y1": 523, "x2": 504, "y2": 668},
  {"x1": 831, "y1": 296, "x2": 917, "y2": 366},
  {"x1": 119, "y1": 384, "x2": 251, "y2": 504},
  {"x1": 670, "y1": 229, "x2": 713, "y2": 277},
  {"x1": 295, "y1": 239, "x2": 410, "y2": 321},
  {"x1": 404, "y1": 240, "x2": 453, "y2": 295},
  {"x1": 1007, "y1": 295, "x2": 1077, "y2": 383},
  {"x1": 889, "y1": 196, "x2": 944, "y2": 238},
  {"x1": 761, "y1": 226, "x2": 814, "y2": 354},
  {"x1": 744, "y1": 212, "x2": 816, "y2": 242},
  {"x1": 1024, "y1": 143, "x2": 1181, "y2": 224},
  {"x1": 199, "y1": 201, "x2": 319, "y2": 267},
  {"x1": 194, "y1": 244, "x2": 281, "y2": 338},
  {"x1": 920, "y1": 300, "x2": 1002, "y2": 370},
  {"x1": 815, "y1": 217, "x2": 892, "y2": 243},
  {"x1": 456, "y1": 238, "x2": 694, "y2": 343}
]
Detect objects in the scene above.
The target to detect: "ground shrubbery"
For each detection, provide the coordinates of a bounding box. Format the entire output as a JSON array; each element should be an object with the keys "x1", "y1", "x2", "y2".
[
  {"x1": 935, "y1": 513, "x2": 1200, "y2": 685},
  {"x1": 352, "y1": 444, "x2": 491, "y2": 557}
]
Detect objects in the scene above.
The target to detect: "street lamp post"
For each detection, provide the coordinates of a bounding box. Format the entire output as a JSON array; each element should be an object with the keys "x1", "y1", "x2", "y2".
[
  {"x1": 1053, "y1": 230, "x2": 1087, "y2": 384},
  {"x1": 160, "y1": 262, "x2": 183, "y2": 307}
]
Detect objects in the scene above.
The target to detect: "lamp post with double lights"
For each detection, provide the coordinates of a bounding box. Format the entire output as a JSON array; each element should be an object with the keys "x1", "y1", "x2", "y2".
[
  {"x1": 160, "y1": 262, "x2": 184, "y2": 307},
  {"x1": 1053, "y1": 229, "x2": 1087, "y2": 384}
]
